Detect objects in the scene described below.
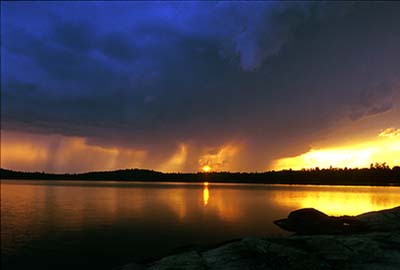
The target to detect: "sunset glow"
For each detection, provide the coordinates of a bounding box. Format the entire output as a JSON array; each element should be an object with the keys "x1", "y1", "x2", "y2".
[
  {"x1": 202, "y1": 165, "x2": 211, "y2": 172},
  {"x1": 198, "y1": 144, "x2": 240, "y2": 172},
  {"x1": 1, "y1": 129, "x2": 399, "y2": 173},
  {"x1": 272, "y1": 133, "x2": 400, "y2": 170}
]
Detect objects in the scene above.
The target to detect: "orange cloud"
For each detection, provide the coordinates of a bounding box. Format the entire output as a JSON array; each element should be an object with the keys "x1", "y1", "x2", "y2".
[
  {"x1": 1, "y1": 130, "x2": 244, "y2": 173},
  {"x1": 379, "y1": 127, "x2": 400, "y2": 138},
  {"x1": 1, "y1": 131, "x2": 147, "y2": 173},
  {"x1": 158, "y1": 144, "x2": 188, "y2": 172},
  {"x1": 198, "y1": 143, "x2": 240, "y2": 171}
]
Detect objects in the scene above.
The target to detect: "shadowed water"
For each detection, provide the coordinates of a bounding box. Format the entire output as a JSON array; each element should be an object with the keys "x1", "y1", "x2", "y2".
[{"x1": 1, "y1": 180, "x2": 399, "y2": 270}]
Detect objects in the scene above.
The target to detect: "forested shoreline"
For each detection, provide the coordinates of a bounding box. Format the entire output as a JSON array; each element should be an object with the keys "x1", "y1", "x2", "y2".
[{"x1": 1, "y1": 164, "x2": 399, "y2": 186}]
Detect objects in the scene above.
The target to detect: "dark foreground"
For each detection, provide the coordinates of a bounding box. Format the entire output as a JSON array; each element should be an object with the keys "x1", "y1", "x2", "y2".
[
  {"x1": 118, "y1": 207, "x2": 400, "y2": 270},
  {"x1": 1, "y1": 165, "x2": 400, "y2": 186}
]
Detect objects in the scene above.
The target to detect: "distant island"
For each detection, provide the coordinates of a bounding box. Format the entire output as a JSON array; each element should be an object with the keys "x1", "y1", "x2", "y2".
[{"x1": 1, "y1": 163, "x2": 399, "y2": 186}]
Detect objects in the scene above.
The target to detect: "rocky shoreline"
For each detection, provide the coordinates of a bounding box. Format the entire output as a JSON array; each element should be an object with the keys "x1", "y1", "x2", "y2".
[{"x1": 118, "y1": 207, "x2": 400, "y2": 270}]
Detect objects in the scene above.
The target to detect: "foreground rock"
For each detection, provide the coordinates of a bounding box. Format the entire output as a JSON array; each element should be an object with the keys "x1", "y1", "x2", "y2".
[{"x1": 118, "y1": 207, "x2": 400, "y2": 270}]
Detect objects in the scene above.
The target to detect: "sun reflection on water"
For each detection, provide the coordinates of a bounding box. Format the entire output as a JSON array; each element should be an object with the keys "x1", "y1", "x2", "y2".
[
  {"x1": 203, "y1": 182, "x2": 209, "y2": 206},
  {"x1": 272, "y1": 186, "x2": 400, "y2": 216}
]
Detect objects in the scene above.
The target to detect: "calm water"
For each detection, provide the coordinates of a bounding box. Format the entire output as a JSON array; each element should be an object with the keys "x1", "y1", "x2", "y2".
[{"x1": 1, "y1": 180, "x2": 400, "y2": 270}]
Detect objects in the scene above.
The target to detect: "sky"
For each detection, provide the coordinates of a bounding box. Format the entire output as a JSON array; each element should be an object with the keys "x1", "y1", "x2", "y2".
[{"x1": 1, "y1": 1, "x2": 400, "y2": 173}]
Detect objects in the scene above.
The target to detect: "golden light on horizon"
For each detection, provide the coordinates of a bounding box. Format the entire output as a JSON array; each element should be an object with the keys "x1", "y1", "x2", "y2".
[
  {"x1": 202, "y1": 165, "x2": 211, "y2": 172},
  {"x1": 2, "y1": 128, "x2": 399, "y2": 173},
  {"x1": 272, "y1": 131, "x2": 400, "y2": 170}
]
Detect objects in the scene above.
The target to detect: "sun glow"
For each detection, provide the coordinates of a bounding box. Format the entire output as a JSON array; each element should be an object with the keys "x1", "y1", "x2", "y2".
[
  {"x1": 198, "y1": 144, "x2": 240, "y2": 172},
  {"x1": 272, "y1": 132, "x2": 400, "y2": 170},
  {"x1": 202, "y1": 165, "x2": 211, "y2": 172}
]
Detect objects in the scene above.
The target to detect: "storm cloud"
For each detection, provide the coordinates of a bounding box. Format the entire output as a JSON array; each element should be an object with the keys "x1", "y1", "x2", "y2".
[{"x1": 1, "y1": 1, "x2": 400, "y2": 172}]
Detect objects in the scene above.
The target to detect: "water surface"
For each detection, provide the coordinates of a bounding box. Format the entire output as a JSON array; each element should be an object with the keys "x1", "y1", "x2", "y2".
[{"x1": 1, "y1": 180, "x2": 399, "y2": 270}]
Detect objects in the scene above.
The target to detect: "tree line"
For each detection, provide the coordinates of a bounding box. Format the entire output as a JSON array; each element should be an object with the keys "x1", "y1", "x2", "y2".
[{"x1": 1, "y1": 164, "x2": 399, "y2": 186}]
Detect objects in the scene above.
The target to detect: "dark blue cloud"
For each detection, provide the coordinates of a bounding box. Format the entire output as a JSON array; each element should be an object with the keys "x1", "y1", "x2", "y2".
[{"x1": 1, "y1": 1, "x2": 400, "y2": 170}]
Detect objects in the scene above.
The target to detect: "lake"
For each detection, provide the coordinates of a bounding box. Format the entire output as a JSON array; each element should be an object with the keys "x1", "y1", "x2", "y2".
[{"x1": 1, "y1": 180, "x2": 399, "y2": 270}]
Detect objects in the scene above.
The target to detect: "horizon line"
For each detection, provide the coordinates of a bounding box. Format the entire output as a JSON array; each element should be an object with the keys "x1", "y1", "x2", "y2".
[{"x1": 1, "y1": 163, "x2": 398, "y2": 175}]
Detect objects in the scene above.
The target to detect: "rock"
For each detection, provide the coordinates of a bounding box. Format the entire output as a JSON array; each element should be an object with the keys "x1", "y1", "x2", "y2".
[
  {"x1": 202, "y1": 240, "x2": 255, "y2": 269},
  {"x1": 184, "y1": 237, "x2": 329, "y2": 270},
  {"x1": 298, "y1": 234, "x2": 383, "y2": 263},
  {"x1": 147, "y1": 251, "x2": 207, "y2": 270},
  {"x1": 119, "y1": 233, "x2": 400, "y2": 269},
  {"x1": 357, "y1": 206, "x2": 400, "y2": 232},
  {"x1": 241, "y1": 237, "x2": 330, "y2": 270},
  {"x1": 299, "y1": 232, "x2": 400, "y2": 269}
]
